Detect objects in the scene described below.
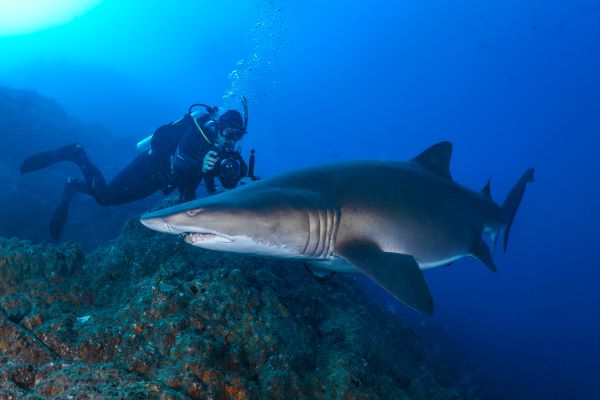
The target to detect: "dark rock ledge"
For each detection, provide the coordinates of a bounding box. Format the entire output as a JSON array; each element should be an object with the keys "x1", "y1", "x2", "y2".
[{"x1": 0, "y1": 217, "x2": 461, "y2": 400}]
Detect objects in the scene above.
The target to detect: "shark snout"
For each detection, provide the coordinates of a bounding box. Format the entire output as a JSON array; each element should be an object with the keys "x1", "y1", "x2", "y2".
[
  {"x1": 140, "y1": 205, "x2": 198, "y2": 234},
  {"x1": 140, "y1": 215, "x2": 197, "y2": 235},
  {"x1": 140, "y1": 215, "x2": 174, "y2": 233},
  {"x1": 140, "y1": 212, "x2": 235, "y2": 246}
]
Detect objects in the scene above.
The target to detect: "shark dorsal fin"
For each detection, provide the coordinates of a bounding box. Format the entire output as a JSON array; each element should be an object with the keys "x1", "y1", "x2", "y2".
[
  {"x1": 412, "y1": 141, "x2": 452, "y2": 180},
  {"x1": 481, "y1": 178, "x2": 493, "y2": 200}
]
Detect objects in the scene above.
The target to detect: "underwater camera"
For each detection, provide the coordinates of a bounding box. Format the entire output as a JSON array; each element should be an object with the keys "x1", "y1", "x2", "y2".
[{"x1": 213, "y1": 143, "x2": 243, "y2": 182}]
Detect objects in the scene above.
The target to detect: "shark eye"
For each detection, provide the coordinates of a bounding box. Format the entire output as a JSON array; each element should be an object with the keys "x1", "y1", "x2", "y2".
[{"x1": 186, "y1": 209, "x2": 201, "y2": 216}]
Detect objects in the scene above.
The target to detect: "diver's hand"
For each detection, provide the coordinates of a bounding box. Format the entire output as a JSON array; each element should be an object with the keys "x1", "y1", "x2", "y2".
[{"x1": 202, "y1": 151, "x2": 219, "y2": 173}]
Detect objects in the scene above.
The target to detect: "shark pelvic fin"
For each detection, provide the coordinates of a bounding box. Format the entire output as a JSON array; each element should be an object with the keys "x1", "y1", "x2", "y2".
[
  {"x1": 337, "y1": 242, "x2": 434, "y2": 315},
  {"x1": 412, "y1": 141, "x2": 453, "y2": 180},
  {"x1": 471, "y1": 239, "x2": 497, "y2": 272},
  {"x1": 303, "y1": 263, "x2": 336, "y2": 280}
]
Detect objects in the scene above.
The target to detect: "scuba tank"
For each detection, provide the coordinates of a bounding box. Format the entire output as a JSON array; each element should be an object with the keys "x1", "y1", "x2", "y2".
[{"x1": 135, "y1": 103, "x2": 219, "y2": 154}]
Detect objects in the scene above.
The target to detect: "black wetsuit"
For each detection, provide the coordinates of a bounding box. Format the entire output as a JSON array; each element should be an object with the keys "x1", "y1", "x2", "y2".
[{"x1": 72, "y1": 112, "x2": 246, "y2": 205}]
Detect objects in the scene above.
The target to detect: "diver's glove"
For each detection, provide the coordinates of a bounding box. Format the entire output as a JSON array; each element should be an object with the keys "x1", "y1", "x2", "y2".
[{"x1": 202, "y1": 150, "x2": 219, "y2": 173}]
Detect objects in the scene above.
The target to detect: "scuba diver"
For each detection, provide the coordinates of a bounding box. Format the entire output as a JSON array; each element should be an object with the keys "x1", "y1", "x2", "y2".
[{"x1": 20, "y1": 97, "x2": 256, "y2": 240}]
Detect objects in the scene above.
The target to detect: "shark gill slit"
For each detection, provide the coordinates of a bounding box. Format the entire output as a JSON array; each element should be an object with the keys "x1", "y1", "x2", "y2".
[
  {"x1": 322, "y1": 207, "x2": 336, "y2": 257},
  {"x1": 305, "y1": 206, "x2": 339, "y2": 258},
  {"x1": 314, "y1": 208, "x2": 327, "y2": 257},
  {"x1": 301, "y1": 208, "x2": 311, "y2": 256},
  {"x1": 307, "y1": 208, "x2": 321, "y2": 256},
  {"x1": 303, "y1": 208, "x2": 320, "y2": 257},
  {"x1": 299, "y1": 189, "x2": 339, "y2": 258},
  {"x1": 325, "y1": 207, "x2": 338, "y2": 257},
  {"x1": 323, "y1": 208, "x2": 333, "y2": 257}
]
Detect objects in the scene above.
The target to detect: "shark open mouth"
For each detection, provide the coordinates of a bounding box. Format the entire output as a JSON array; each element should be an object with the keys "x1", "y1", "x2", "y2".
[{"x1": 182, "y1": 232, "x2": 233, "y2": 244}]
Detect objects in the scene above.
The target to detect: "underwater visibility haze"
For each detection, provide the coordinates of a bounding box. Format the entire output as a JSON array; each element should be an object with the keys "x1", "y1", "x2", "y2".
[{"x1": 0, "y1": 0, "x2": 599, "y2": 399}]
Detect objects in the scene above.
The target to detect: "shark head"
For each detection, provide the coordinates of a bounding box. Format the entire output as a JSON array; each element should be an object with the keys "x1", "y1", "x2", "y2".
[{"x1": 140, "y1": 187, "x2": 317, "y2": 259}]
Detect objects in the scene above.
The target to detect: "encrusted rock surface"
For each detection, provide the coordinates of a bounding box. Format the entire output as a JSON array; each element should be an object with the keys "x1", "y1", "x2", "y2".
[{"x1": 0, "y1": 218, "x2": 462, "y2": 399}]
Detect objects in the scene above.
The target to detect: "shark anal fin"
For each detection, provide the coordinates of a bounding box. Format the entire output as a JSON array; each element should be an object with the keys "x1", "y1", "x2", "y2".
[
  {"x1": 337, "y1": 242, "x2": 434, "y2": 315},
  {"x1": 471, "y1": 239, "x2": 497, "y2": 272}
]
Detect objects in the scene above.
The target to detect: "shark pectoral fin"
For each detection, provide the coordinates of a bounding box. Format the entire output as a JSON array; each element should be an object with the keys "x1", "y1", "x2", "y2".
[
  {"x1": 337, "y1": 243, "x2": 434, "y2": 315},
  {"x1": 471, "y1": 239, "x2": 497, "y2": 272}
]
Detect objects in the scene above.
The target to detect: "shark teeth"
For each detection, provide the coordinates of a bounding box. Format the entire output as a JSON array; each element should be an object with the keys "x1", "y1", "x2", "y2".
[{"x1": 182, "y1": 232, "x2": 233, "y2": 244}]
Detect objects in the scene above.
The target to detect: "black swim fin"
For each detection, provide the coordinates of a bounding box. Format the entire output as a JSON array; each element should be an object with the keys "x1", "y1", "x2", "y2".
[
  {"x1": 49, "y1": 178, "x2": 82, "y2": 240},
  {"x1": 21, "y1": 143, "x2": 85, "y2": 174}
]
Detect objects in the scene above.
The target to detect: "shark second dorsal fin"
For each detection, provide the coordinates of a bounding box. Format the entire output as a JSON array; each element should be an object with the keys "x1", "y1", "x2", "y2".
[
  {"x1": 337, "y1": 242, "x2": 434, "y2": 314},
  {"x1": 481, "y1": 178, "x2": 493, "y2": 200},
  {"x1": 412, "y1": 141, "x2": 453, "y2": 180}
]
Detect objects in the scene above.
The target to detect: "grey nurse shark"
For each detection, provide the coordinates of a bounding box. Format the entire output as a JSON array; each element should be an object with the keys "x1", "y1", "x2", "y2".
[{"x1": 141, "y1": 142, "x2": 534, "y2": 314}]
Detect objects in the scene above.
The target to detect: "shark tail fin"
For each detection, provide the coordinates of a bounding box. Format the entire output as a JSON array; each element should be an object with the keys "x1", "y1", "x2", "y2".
[{"x1": 502, "y1": 168, "x2": 535, "y2": 252}]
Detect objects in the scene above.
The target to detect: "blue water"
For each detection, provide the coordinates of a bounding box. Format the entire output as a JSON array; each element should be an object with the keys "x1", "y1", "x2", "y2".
[{"x1": 1, "y1": 1, "x2": 598, "y2": 399}]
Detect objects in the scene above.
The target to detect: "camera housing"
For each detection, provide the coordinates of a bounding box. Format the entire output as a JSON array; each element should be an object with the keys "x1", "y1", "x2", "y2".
[{"x1": 212, "y1": 145, "x2": 242, "y2": 183}]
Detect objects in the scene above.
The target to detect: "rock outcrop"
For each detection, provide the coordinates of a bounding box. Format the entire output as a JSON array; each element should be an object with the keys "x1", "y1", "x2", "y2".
[{"x1": 0, "y1": 217, "x2": 462, "y2": 399}]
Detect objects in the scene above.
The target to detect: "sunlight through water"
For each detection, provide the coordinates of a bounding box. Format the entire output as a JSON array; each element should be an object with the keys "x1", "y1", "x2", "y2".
[{"x1": 0, "y1": 0, "x2": 102, "y2": 36}]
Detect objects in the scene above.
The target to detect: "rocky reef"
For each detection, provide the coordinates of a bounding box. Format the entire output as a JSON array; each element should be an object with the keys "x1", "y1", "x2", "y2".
[{"x1": 0, "y1": 215, "x2": 462, "y2": 399}]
